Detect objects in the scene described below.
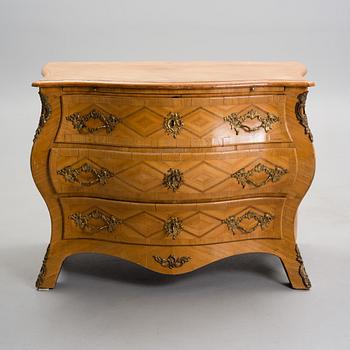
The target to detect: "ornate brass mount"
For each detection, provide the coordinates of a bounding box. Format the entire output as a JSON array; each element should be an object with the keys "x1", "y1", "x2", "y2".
[
  {"x1": 295, "y1": 245, "x2": 312, "y2": 289},
  {"x1": 66, "y1": 109, "x2": 120, "y2": 134},
  {"x1": 70, "y1": 209, "x2": 122, "y2": 234},
  {"x1": 163, "y1": 168, "x2": 184, "y2": 192},
  {"x1": 33, "y1": 92, "x2": 52, "y2": 142},
  {"x1": 232, "y1": 163, "x2": 288, "y2": 189},
  {"x1": 35, "y1": 244, "x2": 50, "y2": 289},
  {"x1": 163, "y1": 217, "x2": 183, "y2": 240},
  {"x1": 163, "y1": 112, "x2": 184, "y2": 138},
  {"x1": 224, "y1": 109, "x2": 279, "y2": 135},
  {"x1": 153, "y1": 254, "x2": 191, "y2": 269},
  {"x1": 295, "y1": 92, "x2": 313, "y2": 142},
  {"x1": 222, "y1": 210, "x2": 273, "y2": 234},
  {"x1": 57, "y1": 162, "x2": 114, "y2": 186}
]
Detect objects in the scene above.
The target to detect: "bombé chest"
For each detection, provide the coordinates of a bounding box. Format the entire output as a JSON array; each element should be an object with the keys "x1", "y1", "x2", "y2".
[{"x1": 31, "y1": 62, "x2": 315, "y2": 290}]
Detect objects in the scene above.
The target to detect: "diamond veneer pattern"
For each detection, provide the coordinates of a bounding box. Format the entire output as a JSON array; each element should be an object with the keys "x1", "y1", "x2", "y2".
[
  {"x1": 123, "y1": 107, "x2": 163, "y2": 137},
  {"x1": 118, "y1": 163, "x2": 162, "y2": 191},
  {"x1": 124, "y1": 212, "x2": 164, "y2": 237},
  {"x1": 184, "y1": 108, "x2": 223, "y2": 137},
  {"x1": 185, "y1": 162, "x2": 228, "y2": 192},
  {"x1": 183, "y1": 212, "x2": 221, "y2": 237}
]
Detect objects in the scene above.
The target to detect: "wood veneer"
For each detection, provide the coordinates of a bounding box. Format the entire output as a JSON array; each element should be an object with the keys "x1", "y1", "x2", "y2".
[{"x1": 31, "y1": 62, "x2": 315, "y2": 290}]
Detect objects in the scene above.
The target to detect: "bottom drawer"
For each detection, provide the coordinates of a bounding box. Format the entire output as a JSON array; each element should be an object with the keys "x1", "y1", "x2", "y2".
[{"x1": 60, "y1": 197, "x2": 285, "y2": 245}]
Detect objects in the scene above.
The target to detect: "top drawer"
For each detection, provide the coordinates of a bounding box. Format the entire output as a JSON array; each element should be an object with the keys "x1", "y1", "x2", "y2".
[{"x1": 55, "y1": 94, "x2": 291, "y2": 147}]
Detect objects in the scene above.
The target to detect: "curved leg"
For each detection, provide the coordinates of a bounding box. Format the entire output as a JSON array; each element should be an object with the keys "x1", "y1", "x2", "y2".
[
  {"x1": 280, "y1": 244, "x2": 311, "y2": 290},
  {"x1": 35, "y1": 244, "x2": 66, "y2": 290}
]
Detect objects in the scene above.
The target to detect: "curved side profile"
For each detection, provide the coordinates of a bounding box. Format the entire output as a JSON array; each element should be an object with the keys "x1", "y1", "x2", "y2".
[{"x1": 31, "y1": 63, "x2": 315, "y2": 290}]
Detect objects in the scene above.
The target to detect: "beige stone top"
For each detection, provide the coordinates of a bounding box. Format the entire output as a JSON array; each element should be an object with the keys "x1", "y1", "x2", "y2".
[{"x1": 32, "y1": 61, "x2": 314, "y2": 88}]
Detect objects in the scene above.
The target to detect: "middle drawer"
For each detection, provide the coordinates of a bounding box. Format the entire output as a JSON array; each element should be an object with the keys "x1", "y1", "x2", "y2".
[{"x1": 50, "y1": 147, "x2": 296, "y2": 202}]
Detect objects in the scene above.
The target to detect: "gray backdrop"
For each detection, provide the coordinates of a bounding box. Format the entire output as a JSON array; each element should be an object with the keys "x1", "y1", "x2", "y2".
[{"x1": 1, "y1": 0, "x2": 349, "y2": 349}]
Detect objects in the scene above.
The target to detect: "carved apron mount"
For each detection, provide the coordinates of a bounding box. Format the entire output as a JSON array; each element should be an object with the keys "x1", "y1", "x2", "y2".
[{"x1": 153, "y1": 254, "x2": 191, "y2": 269}]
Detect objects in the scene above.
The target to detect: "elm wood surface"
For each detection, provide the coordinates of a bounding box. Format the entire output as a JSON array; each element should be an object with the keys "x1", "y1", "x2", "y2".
[
  {"x1": 50, "y1": 147, "x2": 296, "y2": 202},
  {"x1": 56, "y1": 94, "x2": 290, "y2": 147},
  {"x1": 61, "y1": 197, "x2": 283, "y2": 245},
  {"x1": 31, "y1": 61, "x2": 315, "y2": 290}
]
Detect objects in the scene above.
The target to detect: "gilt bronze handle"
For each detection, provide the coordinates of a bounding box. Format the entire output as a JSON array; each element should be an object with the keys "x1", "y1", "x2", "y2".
[
  {"x1": 66, "y1": 109, "x2": 120, "y2": 134},
  {"x1": 222, "y1": 210, "x2": 273, "y2": 234},
  {"x1": 57, "y1": 162, "x2": 114, "y2": 186},
  {"x1": 224, "y1": 109, "x2": 279, "y2": 135},
  {"x1": 69, "y1": 209, "x2": 122, "y2": 234}
]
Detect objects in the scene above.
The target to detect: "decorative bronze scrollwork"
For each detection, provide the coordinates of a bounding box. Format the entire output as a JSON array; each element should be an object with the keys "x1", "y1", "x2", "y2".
[
  {"x1": 66, "y1": 109, "x2": 120, "y2": 134},
  {"x1": 163, "y1": 168, "x2": 184, "y2": 192},
  {"x1": 33, "y1": 92, "x2": 52, "y2": 142},
  {"x1": 57, "y1": 162, "x2": 114, "y2": 186},
  {"x1": 222, "y1": 210, "x2": 273, "y2": 234},
  {"x1": 153, "y1": 254, "x2": 191, "y2": 269},
  {"x1": 295, "y1": 92, "x2": 313, "y2": 142},
  {"x1": 163, "y1": 112, "x2": 184, "y2": 138},
  {"x1": 224, "y1": 109, "x2": 279, "y2": 135},
  {"x1": 35, "y1": 244, "x2": 50, "y2": 289},
  {"x1": 295, "y1": 245, "x2": 312, "y2": 289},
  {"x1": 232, "y1": 163, "x2": 288, "y2": 188},
  {"x1": 163, "y1": 217, "x2": 183, "y2": 239},
  {"x1": 70, "y1": 209, "x2": 122, "y2": 234}
]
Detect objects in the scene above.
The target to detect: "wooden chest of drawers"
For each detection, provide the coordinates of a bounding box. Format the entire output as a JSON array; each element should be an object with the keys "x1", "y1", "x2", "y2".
[{"x1": 31, "y1": 62, "x2": 315, "y2": 290}]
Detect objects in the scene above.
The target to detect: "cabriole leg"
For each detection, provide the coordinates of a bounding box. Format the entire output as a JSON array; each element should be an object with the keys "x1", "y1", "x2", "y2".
[
  {"x1": 35, "y1": 244, "x2": 65, "y2": 290},
  {"x1": 280, "y1": 244, "x2": 312, "y2": 290}
]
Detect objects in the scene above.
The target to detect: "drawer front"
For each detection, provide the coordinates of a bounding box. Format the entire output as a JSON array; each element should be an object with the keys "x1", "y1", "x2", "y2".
[
  {"x1": 55, "y1": 94, "x2": 291, "y2": 147},
  {"x1": 51, "y1": 147, "x2": 296, "y2": 201},
  {"x1": 61, "y1": 197, "x2": 285, "y2": 245}
]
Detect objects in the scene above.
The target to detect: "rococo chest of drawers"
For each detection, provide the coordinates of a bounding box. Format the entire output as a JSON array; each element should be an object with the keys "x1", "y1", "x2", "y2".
[{"x1": 31, "y1": 61, "x2": 315, "y2": 290}]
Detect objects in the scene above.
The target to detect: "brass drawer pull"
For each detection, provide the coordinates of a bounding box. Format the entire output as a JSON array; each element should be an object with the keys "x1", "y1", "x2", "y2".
[
  {"x1": 57, "y1": 162, "x2": 114, "y2": 186},
  {"x1": 70, "y1": 209, "x2": 122, "y2": 234},
  {"x1": 224, "y1": 109, "x2": 279, "y2": 134},
  {"x1": 153, "y1": 254, "x2": 191, "y2": 269},
  {"x1": 222, "y1": 210, "x2": 273, "y2": 234},
  {"x1": 66, "y1": 109, "x2": 120, "y2": 134},
  {"x1": 163, "y1": 217, "x2": 183, "y2": 239},
  {"x1": 232, "y1": 163, "x2": 287, "y2": 188},
  {"x1": 162, "y1": 168, "x2": 184, "y2": 192},
  {"x1": 163, "y1": 112, "x2": 184, "y2": 138}
]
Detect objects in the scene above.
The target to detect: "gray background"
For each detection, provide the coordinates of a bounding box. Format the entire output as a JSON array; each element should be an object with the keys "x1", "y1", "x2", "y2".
[{"x1": 1, "y1": 0, "x2": 349, "y2": 349}]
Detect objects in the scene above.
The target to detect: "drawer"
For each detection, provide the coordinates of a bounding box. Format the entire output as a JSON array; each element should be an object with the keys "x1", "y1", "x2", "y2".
[
  {"x1": 55, "y1": 94, "x2": 291, "y2": 147},
  {"x1": 61, "y1": 197, "x2": 285, "y2": 245},
  {"x1": 50, "y1": 147, "x2": 297, "y2": 201}
]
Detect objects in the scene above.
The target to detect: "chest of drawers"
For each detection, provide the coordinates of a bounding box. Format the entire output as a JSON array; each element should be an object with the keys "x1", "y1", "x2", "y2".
[{"x1": 31, "y1": 61, "x2": 315, "y2": 290}]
